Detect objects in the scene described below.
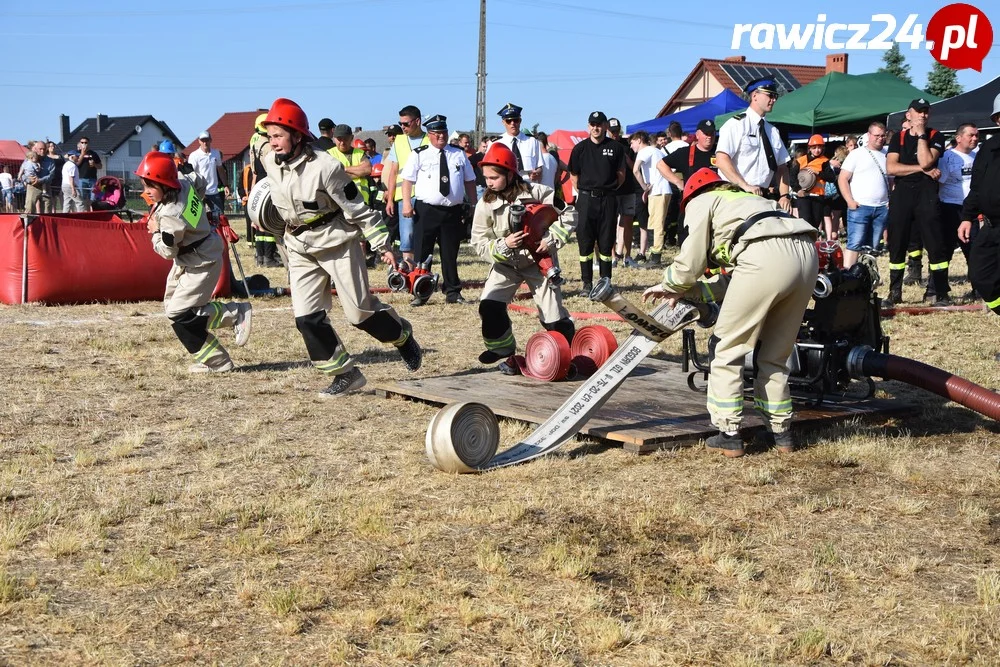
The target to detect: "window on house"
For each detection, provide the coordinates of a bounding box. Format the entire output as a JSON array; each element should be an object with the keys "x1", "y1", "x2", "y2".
[{"x1": 128, "y1": 140, "x2": 142, "y2": 157}]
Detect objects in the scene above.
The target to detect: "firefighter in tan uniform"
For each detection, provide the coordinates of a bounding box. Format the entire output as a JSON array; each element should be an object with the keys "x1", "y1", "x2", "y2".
[
  {"x1": 643, "y1": 168, "x2": 818, "y2": 457},
  {"x1": 138, "y1": 151, "x2": 253, "y2": 372},
  {"x1": 259, "y1": 97, "x2": 423, "y2": 397},
  {"x1": 471, "y1": 142, "x2": 576, "y2": 372}
]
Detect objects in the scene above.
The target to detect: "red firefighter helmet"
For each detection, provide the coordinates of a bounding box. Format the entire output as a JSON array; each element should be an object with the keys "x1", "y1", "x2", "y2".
[
  {"x1": 480, "y1": 142, "x2": 518, "y2": 173},
  {"x1": 262, "y1": 97, "x2": 313, "y2": 138},
  {"x1": 371, "y1": 162, "x2": 384, "y2": 178},
  {"x1": 681, "y1": 167, "x2": 722, "y2": 210},
  {"x1": 134, "y1": 151, "x2": 180, "y2": 189}
]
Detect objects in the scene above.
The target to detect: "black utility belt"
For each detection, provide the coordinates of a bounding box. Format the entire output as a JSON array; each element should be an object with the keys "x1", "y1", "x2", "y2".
[
  {"x1": 579, "y1": 189, "x2": 614, "y2": 197},
  {"x1": 418, "y1": 201, "x2": 462, "y2": 210},
  {"x1": 178, "y1": 233, "x2": 211, "y2": 256},
  {"x1": 289, "y1": 211, "x2": 336, "y2": 237}
]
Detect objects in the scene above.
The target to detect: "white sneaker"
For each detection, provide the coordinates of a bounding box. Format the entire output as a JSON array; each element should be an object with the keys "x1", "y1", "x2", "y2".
[
  {"x1": 188, "y1": 359, "x2": 235, "y2": 373},
  {"x1": 234, "y1": 303, "x2": 253, "y2": 347}
]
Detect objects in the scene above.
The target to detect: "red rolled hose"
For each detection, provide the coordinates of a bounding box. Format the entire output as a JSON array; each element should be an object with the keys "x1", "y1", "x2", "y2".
[
  {"x1": 512, "y1": 331, "x2": 573, "y2": 382},
  {"x1": 570, "y1": 325, "x2": 619, "y2": 378}
]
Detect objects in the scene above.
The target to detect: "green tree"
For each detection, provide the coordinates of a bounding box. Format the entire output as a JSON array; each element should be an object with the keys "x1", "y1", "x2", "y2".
[
  {"x1": 878, "y1": 44, "x2": 912, "y2": 84},
  {"x1": 925, "y1": 62, "x2": 964, "y2": 98}
]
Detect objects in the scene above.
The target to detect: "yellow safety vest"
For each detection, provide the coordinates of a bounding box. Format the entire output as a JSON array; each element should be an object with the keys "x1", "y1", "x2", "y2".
[
  {"x1": 392, "y1": 133, "x2": 429, "y2": 201},
  {"x1": 328, "y1": 147, "x2": 371, "y2": 204}
]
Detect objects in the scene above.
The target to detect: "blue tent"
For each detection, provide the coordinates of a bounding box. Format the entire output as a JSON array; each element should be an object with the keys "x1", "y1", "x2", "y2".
[{"x1": 626, "y1": 90, "x2": 747, "y2": 135}]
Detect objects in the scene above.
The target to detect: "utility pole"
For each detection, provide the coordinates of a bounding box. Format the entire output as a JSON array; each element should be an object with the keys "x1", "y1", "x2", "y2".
[{"x1": 475, "y1": 0, "x2": 486, "y2": 143}]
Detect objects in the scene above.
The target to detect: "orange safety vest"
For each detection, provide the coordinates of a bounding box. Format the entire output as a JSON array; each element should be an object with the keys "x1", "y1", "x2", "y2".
[
  {"x1": 392, "y1": 133, "x2": 429, "y2": 201},
  {"x1": 796, "y1": 155, "x2": 829, "y2": 197}
]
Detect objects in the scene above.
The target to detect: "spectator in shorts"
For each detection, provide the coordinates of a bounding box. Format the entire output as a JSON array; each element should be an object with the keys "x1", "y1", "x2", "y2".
[
  {"x1": 837, "y1": 122, "x2": 890, "y2": 268},
  {"x1": 61, "y1": 151, "x2": 83, "y2": 212},
  {"x1": 0, "y1": 166, "x2": 13, "y2": 213}
]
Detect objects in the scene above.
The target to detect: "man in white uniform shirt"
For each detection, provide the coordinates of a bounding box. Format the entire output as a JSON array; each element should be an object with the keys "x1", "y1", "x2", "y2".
[
  {"x1": 938, "y1": 122, "x2": 979, "y2": 265},
  {"x1": 838, "y1": 122, "x2": 890, "y2": 268},
  {"x1": 496, "y1": 103, "x2": 543, "y2": 182},
  {"x1": 715, "y1": 77, "x2": 792, "y2": 213},
  {"x1": 401, "y1": 115, "x2": 477, "y2": 306},
  {"x1": 188, "y1": 131, "x2": 229, "y2": 218},
  {"x1": 631, "y1": 131, "x2": 668, "y2": 266}
]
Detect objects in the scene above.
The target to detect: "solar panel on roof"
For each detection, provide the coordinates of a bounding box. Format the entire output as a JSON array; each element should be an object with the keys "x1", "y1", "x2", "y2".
[{"x1": 720, "y1": 63, "x2": 802, "y2": 95}]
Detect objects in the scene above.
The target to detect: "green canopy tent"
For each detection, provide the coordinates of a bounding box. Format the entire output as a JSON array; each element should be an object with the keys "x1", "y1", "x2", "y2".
[{"x1": 714, "y1": 72, "x2": 939, "y2": 133}]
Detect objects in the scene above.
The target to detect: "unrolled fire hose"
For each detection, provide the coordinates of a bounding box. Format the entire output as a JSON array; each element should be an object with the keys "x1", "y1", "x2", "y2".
[{"x1": 426, "y1": 278, "x2": 717, "y2": 473}]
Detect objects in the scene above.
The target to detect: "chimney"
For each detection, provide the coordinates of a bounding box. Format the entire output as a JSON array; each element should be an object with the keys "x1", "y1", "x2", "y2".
[
  {"x1": 724, "y1": 55, "x2": 747, "y2": 62},
  {"x1": 96, "y1": 114, "x2": 109, "y2": 133},
  {"x1": 826, "y1": 53, "x2": 848, "y2": 74},
  {"x1": 60, "y1": 114, "x2": 70, "y2": 144}
]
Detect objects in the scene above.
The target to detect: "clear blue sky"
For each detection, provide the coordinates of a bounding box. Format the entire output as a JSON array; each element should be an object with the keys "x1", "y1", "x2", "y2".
[{"x1": 1, "y1": 0, "x2": 995, "y2": 147}]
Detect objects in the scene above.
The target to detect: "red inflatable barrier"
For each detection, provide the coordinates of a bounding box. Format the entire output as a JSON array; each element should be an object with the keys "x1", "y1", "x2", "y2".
[{"x1": 0, "y1": 213, "x2": 230, "y2": 305}]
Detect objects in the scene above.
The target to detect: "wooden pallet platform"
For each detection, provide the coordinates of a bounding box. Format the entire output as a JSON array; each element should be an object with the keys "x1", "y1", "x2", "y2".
[{"x1": 375, "y1": 358, "x2": 913, "y2": 453}]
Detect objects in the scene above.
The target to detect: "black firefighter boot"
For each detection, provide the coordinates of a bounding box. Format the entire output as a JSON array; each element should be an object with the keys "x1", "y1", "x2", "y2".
[
  {"x1": 929, "y1": 269, "x2": 952, "y2": 307},
  {"x1": 904, "y1": 254, "x2": 923, "y2": 286},
  {"x1": 883, "y1": 269, "x2": 904, "y2": 308}
]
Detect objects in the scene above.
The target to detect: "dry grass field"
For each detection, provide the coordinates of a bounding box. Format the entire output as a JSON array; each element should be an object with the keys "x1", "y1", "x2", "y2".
[{"x1": 1, "y1": 236, "x2": 999, "y2": 666}]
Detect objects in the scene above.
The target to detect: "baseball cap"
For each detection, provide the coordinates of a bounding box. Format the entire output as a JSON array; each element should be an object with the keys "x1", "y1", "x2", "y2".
[
  {"x1": 318, "y1": 118, "x2": 335, "y2": 131},
  {"x1": 908, "y1": 98, "x2": 931, "y2": 112},
  {"x1": 588, "y1": 111, "x2": 608, "y2": 125},
  {"x1": 198, "y1": 131, "x2": 211, "y2": 140},
  {"x1": 696, "y1": 119, "x2": 716, "y2": 135},
  {"x1": 608, "y1": 118, "x2": 621, "y2": 131},
  {"x1": 385, "y1": 123, "x2": 403, "y2": 136},
  {"x1": 333, "y1": 123, "x2": 353, "y2": 139}
]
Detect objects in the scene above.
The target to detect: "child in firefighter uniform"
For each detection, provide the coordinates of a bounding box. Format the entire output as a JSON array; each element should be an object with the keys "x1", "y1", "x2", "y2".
[
  {"x1": 138, "y1": 151, "x2": 253, "y2": 372},
  {"x1": 643, "y1": 168, "x2": 818, "y2": 457},
  {"x1": 259, "y1": 98, "x2": 422, "y2": 397},
  {"x1": 471, "y1": 142, "x2": 576, "y2": 372}
]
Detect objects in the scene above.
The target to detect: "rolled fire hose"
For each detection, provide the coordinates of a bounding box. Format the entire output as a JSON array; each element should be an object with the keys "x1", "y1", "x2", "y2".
[
  {"x1": 511, "y1": 331, "x2": 573, "y2": 381},
  {"x1": 246, "y1": 178, "x2": 286, "y2": 238},
  {"x1": 427, "y1": 280, "x2": 704, "y2": 473},
  {"x1": 847, "y1": 347, "x2": 1000, "y2": 421},
  {"x1": 425, "y1": 402, "x2": 501, "y2": 473},
  {"x1": 570, "y1": 325, "x2": 619, "y2": 378}
]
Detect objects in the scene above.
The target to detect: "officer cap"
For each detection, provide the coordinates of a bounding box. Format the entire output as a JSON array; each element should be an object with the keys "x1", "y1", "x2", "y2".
[
  {"x1": 588, "y1": 111, "x2": 608, "y2": 125},
  {"x1": 333, "y1": 124, "x2": 353, "y2": 139},
  {"x1": 696, "y1": 119, "x2": 716, "y2": 136},
  {"x1": 745, "y1": 78, "x2": 779, "y2": 96},
  {"x1": 318, "y1": 118, "x2": 335, "y2": 131},
  {"x1": 423, "y1": 115, "x2": 448, "y2": 132},
  {"x1": 497, "y1": 103, "x2": 523, "y2": 119},
  {"x1": 908, "y1": 98, "x2": 930, "y2": 112}
]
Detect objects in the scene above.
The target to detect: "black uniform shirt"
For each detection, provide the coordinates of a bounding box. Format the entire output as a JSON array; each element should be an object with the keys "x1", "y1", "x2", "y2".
[
  {"x1": 569, "y1": 137, "x2": 624, "y2": 192},
  {"x1": 663, "y1": 144, "x2": 717, "y2": 180},
  {"x1": 962, "y1": 133, "x2": 1000, "y2": 221},
  {"x1": 888, "y1": 129, "x2": 944, "y2": 185}
]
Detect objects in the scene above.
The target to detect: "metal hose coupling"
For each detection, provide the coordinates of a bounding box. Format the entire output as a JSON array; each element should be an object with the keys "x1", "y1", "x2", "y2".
[
  {"x1": 589, "y1": 277, "x2": 704, "y2": 342},
  {"x1": 845, "y1": 345, "x2": 874, "y2": 380}
]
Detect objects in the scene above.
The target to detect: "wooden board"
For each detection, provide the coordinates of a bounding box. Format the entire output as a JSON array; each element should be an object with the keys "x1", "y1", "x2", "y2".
[{"x1": 375, "y1": 358, "x2": 913, "y2": 453}]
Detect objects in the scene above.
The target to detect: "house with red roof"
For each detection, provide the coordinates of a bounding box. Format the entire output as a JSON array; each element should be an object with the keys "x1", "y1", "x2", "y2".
[
  {"x1": 657, "y1": 53, "x2": 849, "y2": 118},
  {"x1": 183, "y1": 110, "x2": 267, "y2": 168},
  {"x1": 0, "y1": 140, "x2": 28, "y2": 172}
]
